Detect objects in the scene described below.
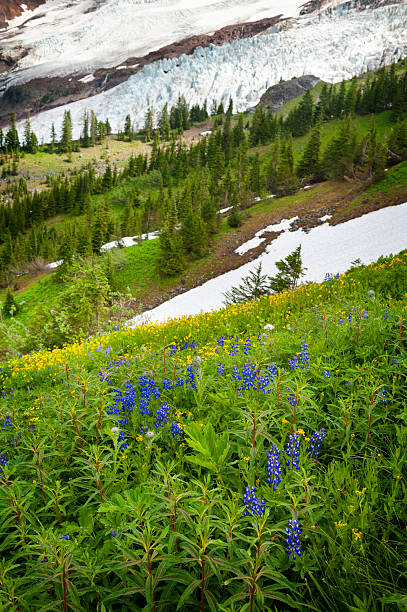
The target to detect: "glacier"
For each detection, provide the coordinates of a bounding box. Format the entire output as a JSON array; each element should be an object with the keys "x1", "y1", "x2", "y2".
[{"x1": 15, "y1": 1, "x2": 407, "y2": 141}]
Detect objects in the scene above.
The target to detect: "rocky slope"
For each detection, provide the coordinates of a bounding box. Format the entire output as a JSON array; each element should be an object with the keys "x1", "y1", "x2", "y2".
[
  {"x1": 258, "y1": 75, "x2": 320, "y2": 111},
  {"x1": 0, "y1": 0, "x2": 46, "y2": 31}
]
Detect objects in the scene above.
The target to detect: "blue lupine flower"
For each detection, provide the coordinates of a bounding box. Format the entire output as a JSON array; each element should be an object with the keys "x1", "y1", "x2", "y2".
[
  {"x1": 1, "y1": 416, "x2": 11, "y2": 431},
  {"x1": 229, "y1": 338, "x2": 239, "y2": 356},
  {"x1": 266, "y1": 445, "x2": 281, "y2": 491},
  {"x1": 170, "y1": 423, "x2": 182, "y2": 438},
  {"x1": 217, "y1": 363, "x2": 225, "y2": 377},
  {"x1": 185, "y1": 366, "x2": 197, "y2": 390},
  {"x1": 363, "y1": 311, "x2": 369, "y2": 320},
  {"x1": 377, "y1": 387, "x2": 389, "y2": 404},
  {"x1": 117, "y1": 430, "x2": 127, "y2": 451},
  {"x1": 60, "y1": 535, "x2": 70, "y2": 540},
  {"x1": 243, "y1": 486, "x2": 266, "y2": 517},
  {"x1": 241, "y1": 362, "x2": 257, "y2": 391},
  {"x1": 162, "y1": 379, "x2": 172, "y2": 390},
  {"x1": 286, "y1": 433, "x2": 300, "y2": 470},
  {"x1": 155, "y1": 403, "x2": 170, "y2": 428},
  {"x1": 176, "y1": 377, "x2": 184, "y2": 387},
  {"x1": 383, "y1": 311, "x2": 389, "y2": 320},
  {"x1": 111, "y1": 530, "x2": 118, "y2": 538},
  {"x1": 168, "y1": 344, "x2": 177, "y2": 357},
  {"x1": 217, "y1": 336, "x2": 225, "y2": 347},
  {"x1": 306, "y1": 429, "x2": 326, "y2": 458},
  {"x1": 392, "y1": 358, "x2": 398, "y2": 364},
  {"x1": 285, "y1": 519, "x2": 301, "y2": 559},
  {"x1": 266, "y1": 363, "x2": 278, "y2": 377},
  {"x1": 141, "y1": 426, "x2": 148, "y2": 435},
  {"x1": 322, "y1": 370, "x2": 331, "y2": 378},
  {"x1": 287, "y1": 394, "x2": 296, "y2": 406},
  {"x1": 243, "y1": 337, "x2": 252, "y2": 355},
  {"x1": 0, "y1": 453, "x2": 7, "y2": 474}
]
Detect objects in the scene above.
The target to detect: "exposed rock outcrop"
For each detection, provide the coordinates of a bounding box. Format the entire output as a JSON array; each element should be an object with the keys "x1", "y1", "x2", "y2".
[
  {"x1": 258, "y1": 75, "x2": 321, "y2": 111},
  {"x1": 0, "y1": 0, "x2": 46, "y2": 30}
]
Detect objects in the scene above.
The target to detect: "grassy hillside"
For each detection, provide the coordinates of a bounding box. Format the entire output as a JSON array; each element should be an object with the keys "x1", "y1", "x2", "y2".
[
  {"x1": 4, "y1": 157, "x2": 407, "y2": 340},
  {"x1": 0, "y1": 251, "x2": 405, "y2": 609}
]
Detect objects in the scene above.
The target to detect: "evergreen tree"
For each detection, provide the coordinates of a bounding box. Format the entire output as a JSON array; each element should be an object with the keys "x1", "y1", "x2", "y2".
[
  {"x1": 223, "y1": 264, "x2": 270, "y2": 305},
  {"x1": 81, "y1": 112, "x2": 90, "y2": 147},
  {"x1": 60, "y1": 111, "x2": 73, "y2": 154},
  {"x1": 296, "y1": 123, "x2": 323, "y2": 181},
  {"x1": 143, "y1": 107, "x2": 154, "y2": 142},
  {"x1": 2, "y1": 288, "x2": 19, "y2": 317},
  {"x1": 269, "y1": 245, "x2": 306, "y2": 293},
  {"x1": 158, "y1": 103, "x2": 171, "y2": 140},
  {"x1": 50, "y1": 123, "x2": 57, "y2": 153},
  {"x1": 5, "y1": 113, "x2": 20, "y2": 151},
  {"x1": 157, "y1": 224, "x2": 185, "y2": 276}
]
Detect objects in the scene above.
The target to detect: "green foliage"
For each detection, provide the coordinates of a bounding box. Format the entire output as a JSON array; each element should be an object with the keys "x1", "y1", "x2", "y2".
[
  {"x1": 0, "y1": 252, "x2": 406, "y2": 609},
  {"x1": 269, "y1": 245, "x2": 306, "y2": 293},
  {"x1": 223, "y1": 263, "x2": 270, "y2": 305},
  {"x1": 2, "y1": 288, "x2": 19, "y2": 318}
]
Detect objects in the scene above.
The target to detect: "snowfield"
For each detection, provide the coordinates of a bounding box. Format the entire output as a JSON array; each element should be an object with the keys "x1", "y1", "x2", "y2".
[
  {"x1": 2, "y1": 0, "x2": 306, "y2": 84},
  {"x1": 127, "y1": 202, "x2": 407, "y2": 328},
  {"x1": 15, "y1": 2, "x2": 407, "y2": 141}
]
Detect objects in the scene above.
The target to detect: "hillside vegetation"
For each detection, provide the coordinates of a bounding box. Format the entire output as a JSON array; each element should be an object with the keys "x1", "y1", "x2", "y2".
[
  {"x1": 0, "y1": 60, "x2": 406, "y2": 353},
  {"x1": 0, "y1": 251, "x2": 406, "y2": 609}
]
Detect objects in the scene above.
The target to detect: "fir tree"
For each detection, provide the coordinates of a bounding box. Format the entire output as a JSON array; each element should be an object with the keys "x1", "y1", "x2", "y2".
[
  {"x1": 60, "y1": 111, "x2": 73, "y2": 154},
  {"x1": 159, "y1": 103, "x2": 171, "y2": 140},
  {"x1": 269, "y1": 245, "x2": 306, "y2": 293},
  {"x1": 5, "y1": 113, "x2": 20, "y2": 151},
  {"x1": 2, "y1": 288, "x2": 19, "y2": 317},
  {"x1": 157, "y1": 223, "x2": 185, "y2": 276},
  {"x1": 223, "y1": 264, "x2": 270, "y2": 305},
  {"x1": 296, "y1": 123, "x2": 323, "y2": 181}
]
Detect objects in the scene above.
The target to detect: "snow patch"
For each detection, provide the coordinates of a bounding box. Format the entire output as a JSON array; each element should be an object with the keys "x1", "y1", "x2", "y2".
[
  {"x1": 235, "y1": 216, "x2": 298, "y2": 255},
  {"x1": 127, "y1": 202, "x2": 407, "y2": 328},
  {"x1": 78, "y1": 74, "x2": 95, "y2": 83},
  {"x1": 319, "y1": 214, "x2": 332, "y2": 222}
]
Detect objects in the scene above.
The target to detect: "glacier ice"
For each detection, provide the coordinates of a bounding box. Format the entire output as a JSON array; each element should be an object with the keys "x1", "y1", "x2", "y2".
[{"x1": 16, "y1": 2, "x2": 407, "y2": 141}]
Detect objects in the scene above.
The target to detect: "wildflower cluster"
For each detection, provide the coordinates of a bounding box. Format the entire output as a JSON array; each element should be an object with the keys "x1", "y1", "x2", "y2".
[
  {"x1": 155, "y1": 403, "x2": 170, "y2": 428},
  {"x1": 266, "y1": 445, "x2": 281, "y2": 491},
  {"x1": 306, "y1": 429, "x2": 327, "y2": 458},
  {"x1": 285, "y1": 519, "x2": 301, "y2": 559},
  {"x1": 288, "y1": 342, "x2": 309, "y2": 370},
  {"x1": 286, "y1": 433, "x2": 300, "y2": 469},
  {"x1": 242, "y1": 486, "x2": 266, "y2": 518},
  {"x1": 170, "y1": 423, "x2": 182, "y2": 438}
]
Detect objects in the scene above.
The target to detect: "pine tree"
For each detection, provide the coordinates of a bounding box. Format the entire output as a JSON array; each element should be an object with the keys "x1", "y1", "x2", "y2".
[
  {"x1": 223, "y1": 264, "x2": 270, "y2": 305},
  {"x1": 90, "y1": 111, "x2": 98, "y2": 145},
  {"x1": 296, "y1": 123, "x2": 323, "y2": 181},
  {"x1": 143, "y1": 108, "x2": 154, "y2": 142},
  {"x1": 157, "y1": 223, "x2": 185, "y2": 276},
  {"x1": 269, "y1": 245, "x2": 306, "y2": 293},
  {"x1": 5, "y1": 113, "x2": 20, "y2": 151},
  {"x1": 60, "y1": 111, "x2": 73, "y2": 154},
  {"x1": 2, "y1": 288, "x2": 19, "y2": 317},
  {"x1": 159, "y1": 103, "x2": 171, "y2": 140},
  {"x1": 50, "y1": 123, "x2": 57, "y2": 153},
  {"x1": 82, "y1": 112, "x2": 90, "y2": 147}
]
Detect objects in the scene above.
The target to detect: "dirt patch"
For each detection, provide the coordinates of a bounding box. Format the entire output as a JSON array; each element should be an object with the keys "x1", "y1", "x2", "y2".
[{"x1": 131, "y1": 180, "x2": 407, "y2": 313}]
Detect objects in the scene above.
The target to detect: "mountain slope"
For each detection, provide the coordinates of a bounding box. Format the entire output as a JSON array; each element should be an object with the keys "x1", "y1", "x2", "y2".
[{"x1": 1, "y1": 0, "x2": 407, "y2": 133}]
